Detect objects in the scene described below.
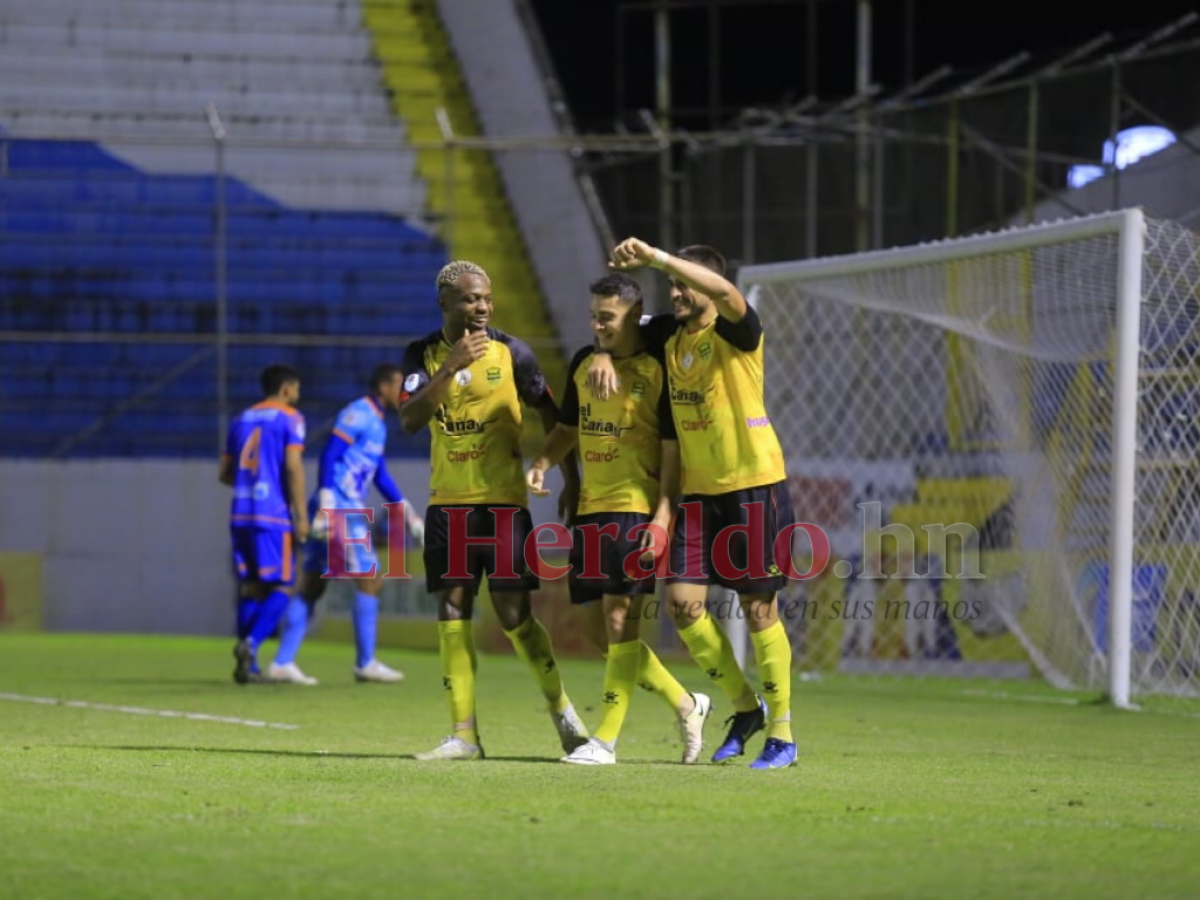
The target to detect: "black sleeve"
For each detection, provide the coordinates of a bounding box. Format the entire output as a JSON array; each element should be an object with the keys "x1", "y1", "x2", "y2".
[
  {"x1": 656, "y1": 362, "x2": 677, "y2": 440},
  {"x1": 502, "y1": 332, "x2": 551, "y2": 407},
  {"x1": 714, "y1": 304, "x2": 763, "y2": 353},
  {"x1": 398, "y1": 338, "x2": 431, "y2": 400},
  {"x1": 640, "y1": 313, "x2": 676, "y2": 355},
  {"x1": 558, "y1": 346, "x2": 591, "y2": 426}
]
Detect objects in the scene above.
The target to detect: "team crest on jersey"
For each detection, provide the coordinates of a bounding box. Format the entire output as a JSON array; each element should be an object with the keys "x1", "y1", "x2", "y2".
[
  {"x1": 486, "y1": 367, "x2": 502, "y2": 384},
  {"x1": 455, "y1": 369, "x2": 473, "y2": 386},
  {"x1": 630, "y1": 380, "x2": 646, "y2": 398},
  {"x1": 403, "y1": 373, "x2": 421, "y2": 392},
  {"x1": 698, "y1": 342, "x2": 712, "y2": 360}
]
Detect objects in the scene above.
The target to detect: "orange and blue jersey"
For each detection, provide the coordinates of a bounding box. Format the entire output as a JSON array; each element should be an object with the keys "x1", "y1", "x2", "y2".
[
  {"x1": 224, "y1": 400, "x2": 306, "y2": 532},
  {"x1": 321, "y1": 395, "x2": 393, "y2": 505}
]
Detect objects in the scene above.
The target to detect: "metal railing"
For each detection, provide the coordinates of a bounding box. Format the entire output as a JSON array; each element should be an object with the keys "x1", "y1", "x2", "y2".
[{"x1": 2, "y1": 30, "x2": 1198, "y2": 457}]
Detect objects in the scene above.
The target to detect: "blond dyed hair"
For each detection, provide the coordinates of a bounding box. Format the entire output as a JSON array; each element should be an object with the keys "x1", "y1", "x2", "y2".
[{"x1": 436, "y1": 260, "x2": 489, "y2": 294}]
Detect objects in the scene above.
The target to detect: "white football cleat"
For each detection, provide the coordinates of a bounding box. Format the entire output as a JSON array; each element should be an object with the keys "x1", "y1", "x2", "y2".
[
  {"x1": 551, "y1": 701, "x2": 589, "y2": 754},
  {"x1": 266, "y1": 662, "x2": 318, "y2": 686},
  {"x1": 677, "y1": 691, "x2": 713, "y2": 764},
  {"x1": 414, "y1": 735, "x2": 484, "y2": 761},
  {"x1": 353, "y1": 659, "x2": 405, "y2": 683},
  {"x1": 561, "y1": 738, "x2": 616, "y2": 765}
]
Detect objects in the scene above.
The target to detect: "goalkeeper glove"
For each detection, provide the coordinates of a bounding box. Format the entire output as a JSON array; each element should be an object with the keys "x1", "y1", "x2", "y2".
[
  {"x1": 405, "y1": 507, "x2": 426, "y2": 548},
  {"x1": 310, "y1": 488, "x2": 336, "y2": 540}
]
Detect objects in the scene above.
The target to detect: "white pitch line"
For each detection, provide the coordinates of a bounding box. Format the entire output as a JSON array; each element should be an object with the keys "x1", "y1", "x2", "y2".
[
  {"x1": 961, "y1": 689, "x2": 1084, "y2": 706},
  {"x1": 963, "y1": 689, "x2": 1200, "y2": 721},
  {"x1": 0, "y1": 692, "x2": 299, "y2": 730}
]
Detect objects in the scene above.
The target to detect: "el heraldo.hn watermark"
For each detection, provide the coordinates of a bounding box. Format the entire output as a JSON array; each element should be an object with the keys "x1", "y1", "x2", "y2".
[{"x1": 317, "y1": 501, "x2": 988, "y2": 624}]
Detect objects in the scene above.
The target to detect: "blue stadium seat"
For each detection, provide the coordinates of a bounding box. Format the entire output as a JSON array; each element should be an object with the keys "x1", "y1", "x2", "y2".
[{"x1": 0, "y1": 137, "x2": 446, "y2": 458}]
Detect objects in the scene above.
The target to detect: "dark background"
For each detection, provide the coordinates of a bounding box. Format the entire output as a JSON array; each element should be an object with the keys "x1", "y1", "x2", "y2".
[{"x1": 529, "y1": 0, "x2": 1200, "y2": 130}]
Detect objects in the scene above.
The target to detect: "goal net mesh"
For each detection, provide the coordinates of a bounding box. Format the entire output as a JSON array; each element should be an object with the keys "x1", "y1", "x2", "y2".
[{"x1": 743, "y1": 214, "x2": 1200, "y2": 697}]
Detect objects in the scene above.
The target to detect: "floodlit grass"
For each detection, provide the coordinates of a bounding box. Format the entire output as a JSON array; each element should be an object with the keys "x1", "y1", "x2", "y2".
[{"x1": 1, "y1": 633, "x2": 1198, "y2": 899}]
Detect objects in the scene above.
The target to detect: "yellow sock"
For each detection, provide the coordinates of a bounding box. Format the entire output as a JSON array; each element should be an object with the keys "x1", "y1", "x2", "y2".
[
  {"x1": 751, "y1": 621, "x2": 793, "y2": 742},
  {"x1": 438, "y1": 620, "x2": 478, "y2": 745},
  {"x1": 678, "y1": 612, "x2": 756, "y2": 712},
  {"x1": 594, "y1": 639, "x2": 640, "y2": 745},
  {"x1": 504, "y1": 616, "x2": 568, "y2": 712},
  {"x1": 636, "y1": 641, "x2": 689, "y2": 713}
]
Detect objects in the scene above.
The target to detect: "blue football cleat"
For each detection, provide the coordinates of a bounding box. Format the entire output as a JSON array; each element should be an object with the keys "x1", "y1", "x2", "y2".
[
  {"x1": 711, "y1": 696, "x2": 767, "y2": 763},
  {"x1": 749, "y1": 737, "x2": 798, "y2": 769}
]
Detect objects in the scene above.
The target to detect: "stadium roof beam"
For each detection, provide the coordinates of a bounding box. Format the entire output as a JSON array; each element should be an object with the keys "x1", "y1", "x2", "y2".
[
  {"x1": 821, "y1": 84, "x2": 882, "y2": 120},
  {"x1": 877, "y1": 64, "x2": 953, "y2": 108},
  {"x1": 1116, "y1": 11, "x2": 1199, "y2": 62},
  {"x1": 954, "y1": 51, "x2": 1033, "y2": 97},
  {"x1": 780, "y1": 95, "x2": 822, "y2": 126},
  {"x1": 1035, "y1": 32, "x2": 1113, "y2": 78}
]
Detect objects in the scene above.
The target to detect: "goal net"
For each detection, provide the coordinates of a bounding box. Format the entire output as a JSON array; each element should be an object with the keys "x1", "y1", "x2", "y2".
[{"x1": 738, "y1": 210, "x2": 1200, "y2": 701}]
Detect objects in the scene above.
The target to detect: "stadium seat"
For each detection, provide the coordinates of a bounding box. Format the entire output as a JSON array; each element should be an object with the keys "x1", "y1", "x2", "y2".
[{"x1": 0, "y1": 0, "x2": 452, "y2": 458}]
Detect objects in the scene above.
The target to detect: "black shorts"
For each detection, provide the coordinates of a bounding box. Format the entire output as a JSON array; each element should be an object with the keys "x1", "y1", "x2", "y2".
[
  {"x1": 567, "y1": 512, "x2": 658, "y2": 605},
  {"x1": 424, "y1": 504, "x2": 540, "y2": 593},
  {"x1": 667, "y1": 481, "x2": 796, "y2": 593}
]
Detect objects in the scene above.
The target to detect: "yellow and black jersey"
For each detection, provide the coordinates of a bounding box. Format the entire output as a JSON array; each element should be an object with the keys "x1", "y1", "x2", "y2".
[
  {"x1": 643, "y1": 305, "x2": 786, "y2": 495},
  {"x1": 560, "y1": 346, "x2": 675, "y2": 516},
  {"x1": 399, "y1": 328, "x2": 550, "y2": 506}
]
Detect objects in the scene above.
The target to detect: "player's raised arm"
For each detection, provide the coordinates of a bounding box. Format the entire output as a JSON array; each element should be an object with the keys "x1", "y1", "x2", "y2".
[
  {"x1": 610, "y1": 236, "x2": 748, "y2": 323},
  {"x1": 397, "y1": 332, "x2": 488, "y2": 434}
]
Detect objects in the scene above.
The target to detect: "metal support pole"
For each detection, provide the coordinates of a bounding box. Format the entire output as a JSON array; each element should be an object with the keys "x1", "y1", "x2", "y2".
[
  {"x1": 946, "y1": 100, "x2": 959, "y2": 237},
  {"x1": 615, "y1": 6, "x2": 626, "y2": 126},
  {"x1": 806, "y1": 0, "x2": 818, "y2": 98},
  {"x1": 1024, "y1": 81, "x2": 1039, "y2": 224},
  {"x1": 873, "y1": 110, "x2": 884, "y2": 248},
  {"x1": 855, "y1": 0, "x2": 872, "y2": 251},
  {"x1": 205, "y1": 102, "x2": 228, "y2": 454},
  {"x1": 1109, "y1": 63, "x2": 1122, "y2": 211},
  {"x1": 436, "y1": 107, "x2": 456, "y2": 251},
  {"x1": 805, "y1": 136, "x2": 818, "y2": 258},
  {"x1": 655, "y1": 3, "x2": 674, "y2": 250},
  {"x1": 903, "y1": 0, "x2": 915, "y2": 86},
  {"x1": 708, "y1": 3, "x2": 721, "y2": 129},
  {"x1": 742, "y1": 139, "x2": 755, "y2": 263}
]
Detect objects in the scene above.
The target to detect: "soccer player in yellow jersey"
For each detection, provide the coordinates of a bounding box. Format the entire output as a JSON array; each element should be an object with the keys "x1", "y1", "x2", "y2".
[
  {"x1": 593, "y1": 239, "x2": 798, "y2": 769},
  {"x1": 398, "y1": 260, "x2": 587, "y2": 761},
  {"x1": 525, "y1": 273, "x2": 712, "y2": 765}
]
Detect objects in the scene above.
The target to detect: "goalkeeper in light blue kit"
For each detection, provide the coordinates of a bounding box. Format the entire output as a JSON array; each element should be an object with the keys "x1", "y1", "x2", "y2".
[{"x1": 267, "y1": 364, "x2": 426, "y2": 685}]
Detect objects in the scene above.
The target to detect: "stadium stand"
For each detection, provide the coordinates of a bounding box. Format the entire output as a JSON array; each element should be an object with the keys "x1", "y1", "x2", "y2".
[
  {"x1": 0, "y1": 0, "x2": 446, "y2": 458},
  {"x1": 362, "y1": 0, "x2": 570, "y2": 407}
]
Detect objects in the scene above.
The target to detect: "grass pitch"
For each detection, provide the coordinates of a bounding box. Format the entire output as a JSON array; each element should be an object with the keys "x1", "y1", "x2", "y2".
[{"x1": 1, "y1": 633, "x2": 1198, "y2": 899}]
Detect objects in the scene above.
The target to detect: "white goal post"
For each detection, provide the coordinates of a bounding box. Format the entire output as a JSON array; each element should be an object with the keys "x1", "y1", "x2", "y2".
[{"x1": 738, "y1": 208, "x2": 1200, "y2": 705}]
